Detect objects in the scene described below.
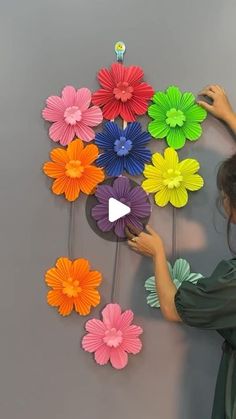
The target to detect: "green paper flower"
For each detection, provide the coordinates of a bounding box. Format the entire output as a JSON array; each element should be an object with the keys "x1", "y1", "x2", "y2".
[
  {"x1": 144, "y1": 258, "x2": 203, "y2": 308},
  {"x1": 148, "y1": 86, "x2": 207, "y2": 150}
]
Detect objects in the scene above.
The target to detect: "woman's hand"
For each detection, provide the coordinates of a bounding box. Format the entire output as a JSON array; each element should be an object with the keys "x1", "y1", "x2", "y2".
[
  {"x1": 127, "y1": 224, "x2": 181, "y2": 322},
  {"x1": 126, "y1": 224, "x2": 164, "y2": 258},
  {"x1": 198, "y1": 84, "x2": 235, "y2": 125}
]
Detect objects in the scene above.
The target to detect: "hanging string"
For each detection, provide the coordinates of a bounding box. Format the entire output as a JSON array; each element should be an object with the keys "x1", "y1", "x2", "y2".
[
  {"x1": 68, "y1": 201, "x2": 75, "y2": 259},
  {"x1": 172, "y1": 206, "x2": 177, "y2": 261},
  {"x1": 111, "y1": 238, "x2": 121, "y2": 302},
  {"x1": 110, "y1": 45, "x2": 128, "y2": 303},
  {"x1": 110, "y1": 115, "x2": 127, "y2": 302}
]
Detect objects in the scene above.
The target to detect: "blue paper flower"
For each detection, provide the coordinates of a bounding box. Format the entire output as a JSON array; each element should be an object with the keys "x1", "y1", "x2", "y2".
[
  {"x1": 145, "y1": 259, "x2": 203, "y2": 308},
  {"x1": 95, "y1": 121, "x2": 152, "y2": 176}
]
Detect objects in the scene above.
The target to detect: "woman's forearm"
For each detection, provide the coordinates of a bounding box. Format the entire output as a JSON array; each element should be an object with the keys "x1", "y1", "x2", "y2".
[
  {"x1": 153, "y1": 246, "x2": 181, "y2": 322},
  {"x1": 127, "y1": 224, "x2": 182, "y2": 322}
]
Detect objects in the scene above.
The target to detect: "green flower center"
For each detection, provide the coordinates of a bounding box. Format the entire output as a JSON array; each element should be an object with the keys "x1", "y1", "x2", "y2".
[
  {"x1": 163, "y1": 168, "x2": 183, "y2": 189},
  {"x1": 166, "y1": 108, "x2": 186, "y2": 128}
]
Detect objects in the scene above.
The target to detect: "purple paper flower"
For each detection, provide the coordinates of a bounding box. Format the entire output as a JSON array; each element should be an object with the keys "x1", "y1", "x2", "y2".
[{"x1": 91, "y1": 177, "x2": 151, "y2": 238}]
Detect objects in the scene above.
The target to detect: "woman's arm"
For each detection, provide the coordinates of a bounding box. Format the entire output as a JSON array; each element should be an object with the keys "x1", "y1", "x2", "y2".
[
  {"x1": 153, "y1": 244, "x2": 181, "y2": 322},
  {"x1": 198, "y1": 84, "x2": 236, "y2": 133},
  {"x1": 127, "y1": 225, "x2": 181, "y2": 322}
]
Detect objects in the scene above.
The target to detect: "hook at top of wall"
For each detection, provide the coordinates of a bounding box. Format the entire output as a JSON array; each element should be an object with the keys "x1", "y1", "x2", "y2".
[{"x1": 115, "y1": 41, "x2": 126, "y2": 63}]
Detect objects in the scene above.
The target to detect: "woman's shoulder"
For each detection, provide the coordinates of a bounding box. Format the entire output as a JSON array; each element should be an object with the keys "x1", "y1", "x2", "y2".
[
  {"x1": 197, "y1": 258, "x2": 236, "y2": 287},
  {"x1": 224, "y1": 258, "x2": 236, "y2": 269},
  {"x1": 210, "y1": 258, "x2": 236, "y2": 278},
  {"x1": 215, "y1": 258, "x2": 236, "y2": 268}
]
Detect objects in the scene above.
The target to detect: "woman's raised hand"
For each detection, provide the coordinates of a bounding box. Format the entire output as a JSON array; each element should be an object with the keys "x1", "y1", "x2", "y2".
[{"x1": 198, "y1": 85, "x2": 236, "y2": 127}]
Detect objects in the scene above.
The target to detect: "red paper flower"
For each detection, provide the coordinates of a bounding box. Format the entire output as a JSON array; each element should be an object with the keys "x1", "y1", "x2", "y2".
[{"x1": 92, "y1": 63, "x2": 154, "y2": 122}]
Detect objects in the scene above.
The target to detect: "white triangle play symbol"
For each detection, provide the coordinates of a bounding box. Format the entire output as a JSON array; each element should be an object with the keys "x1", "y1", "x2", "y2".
[{"x1": 108, "y1": 197, "x2": 131, "y2": 222}]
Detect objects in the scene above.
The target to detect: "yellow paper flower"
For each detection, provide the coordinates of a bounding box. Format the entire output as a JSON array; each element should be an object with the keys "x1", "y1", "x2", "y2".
[{"x1": 142, "y1": 148, "x2": 204, "y2": 208}]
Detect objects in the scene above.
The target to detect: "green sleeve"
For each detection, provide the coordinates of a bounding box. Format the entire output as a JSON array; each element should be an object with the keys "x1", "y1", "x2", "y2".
[{"x1": 175, "y1": 259, "x2": 236, "y2": 330}]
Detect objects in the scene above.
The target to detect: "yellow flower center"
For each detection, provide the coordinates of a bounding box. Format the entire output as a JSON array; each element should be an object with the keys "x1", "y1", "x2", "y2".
[
  {"x1": 163, "y1": 168, "x2": 183, "y2": 189},
  {"x1": 65, "y1": 160, "x2": 84, "y2": 178},
  {"x1": 62, "y1": 277, "x2": 82, "y2": 298}
]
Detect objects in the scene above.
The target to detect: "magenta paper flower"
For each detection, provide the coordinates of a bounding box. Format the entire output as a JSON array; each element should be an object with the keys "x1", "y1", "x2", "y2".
[
  {"x1": 91, "y1": 176, "x2": 151, "y2": 238},
  {"x1": 82, "y1": 303, "x2": 143, "y2": 369},
  {"x1": 42, "y1": 86, "x2": 103, "y2": 145}
]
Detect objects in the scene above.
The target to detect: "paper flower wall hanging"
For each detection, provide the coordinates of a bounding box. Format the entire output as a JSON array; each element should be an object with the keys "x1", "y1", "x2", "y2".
[
  {"x1": 45, "y1": 257, "x2": 102, "y2": 316},
  {"x1": 95, "y1": 121, "x2": 151, "y2": 176},
  {"x1": 92, "y1": 63, "x2": 154, "y2": 122},
  {"x1": 92, "y1": 177, "x2": 151, "y2": 238},
  {"x1": 82, "y1": 303, "x2": 143, "y2": 369},
  {"x1": 148, "y1": 86, "x2": 207, "y2": 149},
  {"x1": 41, "y1": 43, "x2": 208, "y2": 372},
  {"x1": 42, "y1": 86, "x2": 103, "y2": 145},
  {"x1": 43, "y1": 139, "x2": 105, "y2": 201},
  {"x1": 142, "y1": 147, "x2": 204, "y2": 208},
  {"x1": 145, "y1": 259, "x2": 203, "y2": 308}
]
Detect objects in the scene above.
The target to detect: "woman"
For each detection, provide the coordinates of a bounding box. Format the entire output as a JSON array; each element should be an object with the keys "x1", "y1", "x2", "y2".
[{"x1": 127, "y1": 85, "x2": 236, "y2": 419}]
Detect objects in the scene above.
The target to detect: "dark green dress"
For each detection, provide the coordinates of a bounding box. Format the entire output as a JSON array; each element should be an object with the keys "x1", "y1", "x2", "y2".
[{"x1": 175, "y1": 259, "x2": 236, "y2": 419}]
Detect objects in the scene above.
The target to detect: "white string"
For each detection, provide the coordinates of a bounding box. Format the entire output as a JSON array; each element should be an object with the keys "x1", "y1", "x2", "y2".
[
  {"x1": 110, "y1": 119, "x2": 127, "y2": 302},
  {"x1": 68, "y1": 201, "x2": 75, "y2": 259},
  {"x1": 172, "y1": 206, "x2": 177, "y2": 261}
]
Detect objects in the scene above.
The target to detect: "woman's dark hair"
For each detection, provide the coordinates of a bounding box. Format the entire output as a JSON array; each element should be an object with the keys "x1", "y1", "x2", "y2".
[{"x1": 217, "y1": 153, "x2": 236, "y2": 252}]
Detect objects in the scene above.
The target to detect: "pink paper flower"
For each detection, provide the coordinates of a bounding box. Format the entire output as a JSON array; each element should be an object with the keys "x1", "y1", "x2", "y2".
[
  {"x1": 82, "y1": 303, "x2": 143, "y2": 369},
  {"x1": 42, "y1": 86, "x2": 103, "y2": 145}
]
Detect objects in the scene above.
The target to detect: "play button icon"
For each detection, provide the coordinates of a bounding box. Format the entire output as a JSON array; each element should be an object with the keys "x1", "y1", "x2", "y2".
[
  {"x1": 108, "y1": 198, "x2": 131, "y2": 222},
  {"x1": 86, "y1": 176, "x2": 151, "y2": 242}
]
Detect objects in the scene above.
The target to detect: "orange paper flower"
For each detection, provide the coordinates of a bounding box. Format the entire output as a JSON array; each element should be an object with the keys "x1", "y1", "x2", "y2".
[
  {"x1": 45, "y1": 257, "x2": 102, "y2": 316},
  {"x1": 43, "y1": 139, "x2": 105, "y2": 201}
]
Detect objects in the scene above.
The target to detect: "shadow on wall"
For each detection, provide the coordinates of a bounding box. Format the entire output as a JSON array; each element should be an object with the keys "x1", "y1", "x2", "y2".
[
  {"x1": 82, "y1": 124, "x2": 235, "y2": 419},
  {"x1": 127, "y1": 142, "x2": 236, "y2": 419},
  {"x1": 129, "y1": 255, "x2": 222, "y2": 419},
  {"x1": 177, "y1": 327, "x2": 222, "y2": 419}
]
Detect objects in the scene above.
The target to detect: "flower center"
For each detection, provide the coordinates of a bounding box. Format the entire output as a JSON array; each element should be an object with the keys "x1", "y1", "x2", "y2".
[
  {"x1": 166, "y1": 108, "x2": 186, "y2": 128},
  {"x1": 65, "y1": 160, "x2": 84, "y2": 178},
  {"x1": 103, "y1": 328, "x2": 123, "y2": 348},
  {"x1": 64, "y1": 106, "x2": 82, "y2": 125},
  {"x1": 163, "y1": 168, "x2": 183, "y2": 189},
  {"x1": 114, "y1": 136, "x2": 133, "y2": 156},
  {"x1": 113, "y1": 82, "x2": 134, "y2": 102},
  {"x1": 62, "y1": 277, "x2": 82, "y2": 298}
]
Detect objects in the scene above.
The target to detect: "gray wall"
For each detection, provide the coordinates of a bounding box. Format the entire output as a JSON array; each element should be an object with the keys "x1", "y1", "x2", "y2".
[{"x1": 1, "y1": 0, "x2": 236, "y2": 418}]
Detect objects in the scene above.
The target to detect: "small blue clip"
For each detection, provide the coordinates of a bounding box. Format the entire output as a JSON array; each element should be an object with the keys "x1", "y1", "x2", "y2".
[{"x1": 115, "y1": 41, "x2": 126, "y2": 63}]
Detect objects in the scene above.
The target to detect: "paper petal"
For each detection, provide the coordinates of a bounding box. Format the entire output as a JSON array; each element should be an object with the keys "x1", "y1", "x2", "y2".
[
  {"x1": 147, "y1": 86, "x2": 207, "y2": 150},
  {"x1": 82, "y1": 303, "x2": 143, "y2": 369},
  {"x1": 43, "y1": 85, "x2": 100, "y2": 145},
  {"x1": 45, "y1": 257, "x2": 102, "y2": 317},
  {"x1": 95, "y1": 121, "x2": 151, "y2": 177},
  {"x1": 145, "y1": 258, "x2": 203, "y2": 310},
  {"x1": 92, "y1": 63, "x2": 154, "y2": 120},
  {"x1": 92, "y1": 177, "x2": 151, "y2": 238},
  {"x1": 172, "y1": 259, "x2": 190, "y2": 283},
  {"x1": 143, "y1": 148, "x2": 204, "y2": 209}
]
